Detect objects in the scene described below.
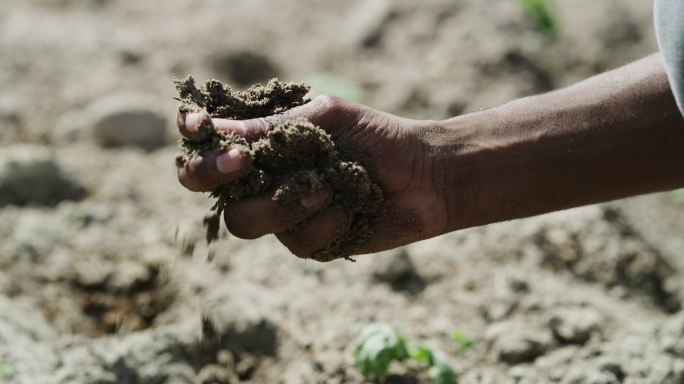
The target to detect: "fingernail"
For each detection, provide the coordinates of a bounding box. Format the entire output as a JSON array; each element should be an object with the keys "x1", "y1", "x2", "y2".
[
  {"x1": 184, "y1": 113, "x2": 203, "y2": 132},
  {"x1": 216, "y1": 148, "x2": 242, "y2": 174},
  {"x1": 301, "y1": 189, "x2": 327, "y2": 209}
]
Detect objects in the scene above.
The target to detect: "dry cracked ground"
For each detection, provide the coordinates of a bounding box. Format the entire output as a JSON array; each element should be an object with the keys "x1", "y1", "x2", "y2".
[{"x1": 2, "y1": 0, "x2": 684, "y2": 383}]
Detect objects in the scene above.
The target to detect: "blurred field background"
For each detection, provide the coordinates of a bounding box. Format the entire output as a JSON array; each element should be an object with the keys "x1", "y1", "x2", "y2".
[{"x1": 2, "y1": 1, "x2": 684, "y2": 383}]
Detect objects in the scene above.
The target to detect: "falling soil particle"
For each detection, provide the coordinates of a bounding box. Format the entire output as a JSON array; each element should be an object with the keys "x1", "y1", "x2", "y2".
[{"x1": 174, "y1": 76, "x2": 385, "y2": 261}]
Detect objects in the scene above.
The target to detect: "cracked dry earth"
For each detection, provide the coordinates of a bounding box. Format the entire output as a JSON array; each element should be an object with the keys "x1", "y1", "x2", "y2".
[{"x1": 2, "y1": 0, "x2": 683, "y2": 383}]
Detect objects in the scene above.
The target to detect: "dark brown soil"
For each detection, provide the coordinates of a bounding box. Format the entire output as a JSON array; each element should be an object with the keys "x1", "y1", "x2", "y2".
[
  {"x1": 76, "y1": 267, "x2": 175, "y2": 336},
  {"x1": 174, "y1": 76, "x2": 385, "y2": 261}
]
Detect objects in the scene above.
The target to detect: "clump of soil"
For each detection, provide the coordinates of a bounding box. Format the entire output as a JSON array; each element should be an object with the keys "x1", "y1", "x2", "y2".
[
  {"x1": 174, "y1": 76, "x2": 385, "y2": 261},
  {"x1": 73, "y1": 264, "x2": 175, "y2": 337}
]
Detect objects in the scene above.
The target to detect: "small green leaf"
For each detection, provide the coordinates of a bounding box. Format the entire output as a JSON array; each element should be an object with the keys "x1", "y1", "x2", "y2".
[
  {"x1": 428, "y1": 364, "x2": 458, "y2": 384},
  {"x1": 68, "y1": 214, "x2": 88, "y2": 230},
  {"x1": 0, "y1": 363, "x2": 13, "y2": 380},
  {"x1": 672, "y1": 188, "x2": 684, "y2": 205},
  {"x1": 451, "y1": 331, "x2": 473, "y2": 352},
  {"x1": 519, "y1": 0, "x2": 557, "y2": 36},
  {"x1": 427, "y1": 347, "x2": 458, "y2": 384},
  {"x1": 305, "y1": 73, "x2": 365, "y2": 103},
  {"x1": 354, "y1": 326, "x2": 459, "y2": 383},
  {"x1": 408, "y1": 344, "x2": 434, "y2": 365},
  {"x1": 410, "y1": 345, "x2": 458, "y2": 384},
  {"x1": 353, "y1": 324, "x2": 408, "y2": 378}
]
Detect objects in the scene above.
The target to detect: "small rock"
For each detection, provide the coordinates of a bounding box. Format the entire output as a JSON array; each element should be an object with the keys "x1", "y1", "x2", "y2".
[
  {"x1": 594, "y1": 356, "x2": 624, "y2": 380},
  {"x1": 535, "y1": 346, "x2": 580, "y2": 381},
  {"x1": 562, "y1": 361, "x2": 623, "y2": 384},
  {"x1": 0, "y1": 296, "x2": 57, "y2": 344},
  {"x1": 486, "y1": 322, "x2": 552, "y2": 364},
  {"x1": 510, "y1": 366, "x2": 542, "y2": 384},
  {"x1": 371, "y1": 248, "x2": 414, "y2": 283},
  {"x1": 659, "y1": 314, "x2": 684, "y2": 357},
  {"x1": 0, "y1": 145, "x2": 86, "y2": 207},
  {"x1": 506, "y1": 275, "x2": 530, "y2": 294},
  {"x1": 0, "y1": 100, "x2": 22, "y2": 145},
  {"x1": 194, "y1": 364, "x2": 235, "y2": 384},
  {"x1": 549, "y1": 307, "x2": 603, "y2": 344},
  {"x1": 2, "y1": 212, "x2": 64, "y2": 261},
  {"x1": 347, "y1": 0, "x2": 396, "y2": 48},
  {"x1": 202, "y1": 295, "x2": 280, "y2": 356},
  {"x1": 72, "y1": 259, "x2": 114, "y2": 288},
  {"x1": 480, "y1": 299, "x2": 518, "y2": 322},
  {"x1": 210, "y1": 50, "x2": 279, "y2": 88},
  {"x1": 88, "y1": 93, "x2": 168, "y2": 151},
  {"x1": 107, "y1": 261, "x2": 153, "y2": 292},
  {"x1": 370, "y1": 248, "x2": 425, "y2": 295}
]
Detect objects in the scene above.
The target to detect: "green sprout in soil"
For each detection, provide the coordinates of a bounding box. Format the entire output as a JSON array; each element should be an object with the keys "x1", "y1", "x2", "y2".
[
  {"x1": 450, "y1": 330, "x2": 473, "y2": 353},
  {"x1": 672, "y1": 188, "x2": 684, "y2": 205},
  {"x1": 519, "y1": 0, "x2": 557, "y2": 36},
  {"x1": 354, "y1": 324, "x2": 458, "y2": 384},
  {"x1": 305, "y1": 73, "x2": 365, "y2": 103},
  {"x1": 0, "y1": 363, "x2": 12, "y2": 381}
]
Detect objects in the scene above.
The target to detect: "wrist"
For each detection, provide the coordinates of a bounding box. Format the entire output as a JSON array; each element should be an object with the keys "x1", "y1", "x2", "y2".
[{"x1": 429, "y1": 100, "x2": 541, "y2": 232}]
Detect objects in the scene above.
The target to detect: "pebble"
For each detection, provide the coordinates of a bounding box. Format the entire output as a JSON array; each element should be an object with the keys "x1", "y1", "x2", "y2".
[
  {"x1": 561, "y1": 357, "x2": 624, "y2": 384},
  {"x1": 88, "y1": 93, "x2": 168, "y2": 151},
  {"x1": 369, "y1": 248, "x2": 426, "y2": 294},
  {"x1": 210, "y1": 50, "x2": 279, "y2": 88},
  {"x1": 485, "y1": 321, "x2": 552, "y2": 364},
  {"x1": 202, "y1": 294, "x2": 280, "y2": 356},
  {"x1": 194, "y1": 364, "x2": 235, "y2": 384},
  {"x1": 0, "y1": 145, "x2": 86, "y2": 207},
  {"x1": 549, "y1": 307, "x2": 603, "y2": 345},
  {"x1": 370, "y1": 248, "x2": 416, "y2": 284}
]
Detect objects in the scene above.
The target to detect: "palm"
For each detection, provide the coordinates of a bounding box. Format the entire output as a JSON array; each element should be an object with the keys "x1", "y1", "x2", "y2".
[{"x1": 324, "y1": 109, "x2": 448, "y2": 253}]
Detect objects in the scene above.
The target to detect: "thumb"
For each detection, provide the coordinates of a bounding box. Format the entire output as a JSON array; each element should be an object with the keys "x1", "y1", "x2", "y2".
[{"x1": 212, "y1": 94, "x2": 351, "y2": 140}]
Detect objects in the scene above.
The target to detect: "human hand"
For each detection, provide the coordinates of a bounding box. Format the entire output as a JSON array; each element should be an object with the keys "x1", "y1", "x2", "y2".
[{"x1": 177, "y1": 95, "x2": 450, "y2": 258}]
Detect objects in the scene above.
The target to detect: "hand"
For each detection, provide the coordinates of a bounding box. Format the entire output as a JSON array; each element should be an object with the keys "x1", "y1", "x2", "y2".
[{"x1": 176, "y1": 95, "x2": 450, "y2": 258}]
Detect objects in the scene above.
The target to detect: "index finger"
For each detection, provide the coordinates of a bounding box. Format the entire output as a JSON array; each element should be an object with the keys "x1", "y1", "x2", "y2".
[{"x1": 177, "y1": 110, "x2": 264, "y2": 142}]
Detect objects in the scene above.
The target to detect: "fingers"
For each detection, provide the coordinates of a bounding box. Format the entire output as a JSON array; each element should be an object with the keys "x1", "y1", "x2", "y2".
[
  {"x1": 177, "y1": 95, "x2": 359, "y2": 142},
  {"x1": 177, "y1": 147, "x2": 249, "y2": 192},
  {"x1": 276, "y1": 209, "x2": 350, "y2": 259},
  {"x1": 176, "y1": 110, "x2": 206, "y2": 139},
  {"x1": 176, "y1": 94, "x2": 363, "y2": 254},
  {"x1": 223, "y1": 189, "x2": 329, "y2": 240},
  {"x1": 176, "y1": 95, "x2": 362, "y2": 192},
  {"x1": 238, "y1": 94, "x2": 361, "y2": 138}
]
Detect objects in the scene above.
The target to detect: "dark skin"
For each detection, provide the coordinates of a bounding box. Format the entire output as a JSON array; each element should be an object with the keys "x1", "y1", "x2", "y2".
[{"x1": 177, "y1": 53, "x2": 684, "y2": 258}]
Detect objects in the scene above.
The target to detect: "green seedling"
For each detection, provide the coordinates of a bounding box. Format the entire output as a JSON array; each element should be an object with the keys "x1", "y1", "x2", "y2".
[
  {"x1": 354, "y1": 324, "x2": 408, "y2": 377},
  {"x1": 409, "y1": 345, "x2": 458, "y2": 384},
  {"x1": 519, "y1": 0, "x2": 557, "y2": 36},
  {"x1": 0, "y1": 363, "x2": 12, "y2": 381},
  {"x1": 305, "y1": 73, "x2": 365, "y2": 103},
  {"x1": 354, "y1": 324, "x2": 458, "y2": 384},
  {"x1": 68, "y1": 213, "x2": 89, "y2": 230},
  {"x1": 672, "y1": 188, "x2": 684, "y2": 205},
  {"x1": 450, "y1": 330, "x2": 473, "y2": 352}
]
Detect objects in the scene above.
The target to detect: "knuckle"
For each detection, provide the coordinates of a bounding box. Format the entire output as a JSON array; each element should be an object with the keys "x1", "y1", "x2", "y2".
[
  {"x1": 260, "y1": 116, "x2": 280, "y2": 132},
  {"x1": 312, "y1": 94, "x2": 343, "y2": 114}
]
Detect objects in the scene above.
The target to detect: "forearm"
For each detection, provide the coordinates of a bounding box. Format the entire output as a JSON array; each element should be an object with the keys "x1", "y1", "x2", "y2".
[{"x1": 435, "y1": 53, "x2": 684, "y2": 231}]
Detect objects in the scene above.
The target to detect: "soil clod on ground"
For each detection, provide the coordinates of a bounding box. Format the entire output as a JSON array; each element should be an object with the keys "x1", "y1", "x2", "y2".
[{"x1": 174, "y1": 76, "x2": 385, "y2": 261}]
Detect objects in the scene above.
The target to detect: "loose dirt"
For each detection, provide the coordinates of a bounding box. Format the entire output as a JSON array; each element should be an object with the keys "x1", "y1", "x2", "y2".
[
  {"x1": 174, "y1": 76, "x2": 385, "y2": 261},
  {"x1": 1, "y1": 0, "x2": 677, "y2": 383}
]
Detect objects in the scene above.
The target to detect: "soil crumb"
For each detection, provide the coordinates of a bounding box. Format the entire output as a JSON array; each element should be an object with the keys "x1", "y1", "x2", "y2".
[{"x1": 174, "y1": 76, "x2": 385, "y2": 261}]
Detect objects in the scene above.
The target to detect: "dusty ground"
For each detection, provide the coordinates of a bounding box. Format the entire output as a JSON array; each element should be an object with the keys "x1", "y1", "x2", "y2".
[{"x1": 1, "y1": 0, "x2": 683, "y2": 383}]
